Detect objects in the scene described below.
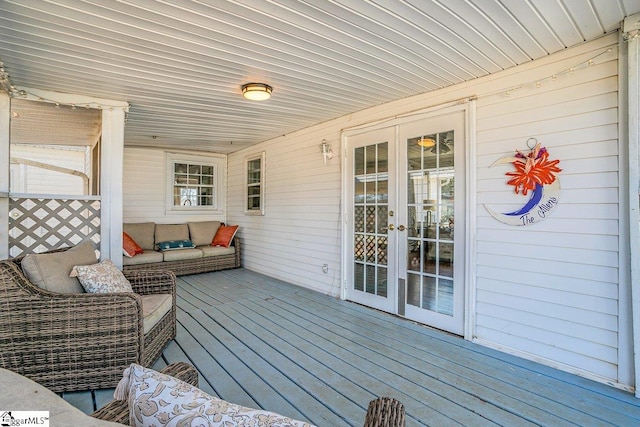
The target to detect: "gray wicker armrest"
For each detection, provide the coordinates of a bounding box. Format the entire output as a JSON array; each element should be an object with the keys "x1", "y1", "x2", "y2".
[
  {"x1": 123, "y1": 269, "x2": 176, "y2": 295},
  {"x1": 363, "y1": 397, "x2": 406, "y2": 427},
  {"x1": 91, "y1": 362, "x2": 199, "y2": 425}
]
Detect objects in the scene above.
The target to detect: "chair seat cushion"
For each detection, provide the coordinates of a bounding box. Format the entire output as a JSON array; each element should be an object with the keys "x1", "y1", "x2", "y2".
[
  {"x1": 162, "y1": 248, "x2": 202, "y2": 262},
  {"x1": 122, "y1": 251, "x2": 164, "y2": 266},
  {"x1": 141, "y1": 294, "x2": 172, "y2": 334},
  {"x1": 199, "y1": 245, "x2": 235, "y2": 257}
]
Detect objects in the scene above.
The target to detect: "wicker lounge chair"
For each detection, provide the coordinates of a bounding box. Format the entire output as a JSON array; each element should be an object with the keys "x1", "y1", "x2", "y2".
[
  {"x1": 363, "y1": 397, "x2": 406, "y2": 427},
  {"x1": 0, "y1": 249, "x2": 176, "y2": 393},
  {"x1": 91, "y1": 362, "x2": 198, "y2": 425},
  {"x1": 91, "y1": 362, "x2": 405, "y2": 426}
]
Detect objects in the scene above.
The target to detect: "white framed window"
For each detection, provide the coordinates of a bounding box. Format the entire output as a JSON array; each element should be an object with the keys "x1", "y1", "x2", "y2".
[
  {"x1": 165, "y1": 152, "x2": 225, "y2": 213},
  {"x1": 245, "y1": 151, "x2": 265, "y2": 215}
]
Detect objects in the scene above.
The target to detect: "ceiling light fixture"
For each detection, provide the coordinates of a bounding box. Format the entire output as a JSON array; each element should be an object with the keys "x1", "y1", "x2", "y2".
[
  {"x1": 417, "y1": 136, "x2": 436, "y2": 148},
  {"x1": 241, "y1": 83, "x2": 272, "y2": 101}
]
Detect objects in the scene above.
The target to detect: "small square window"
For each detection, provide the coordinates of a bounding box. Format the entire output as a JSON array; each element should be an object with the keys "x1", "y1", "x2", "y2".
[{"x1": 166, "y1": 153, "x2": 225, "y2": 213}]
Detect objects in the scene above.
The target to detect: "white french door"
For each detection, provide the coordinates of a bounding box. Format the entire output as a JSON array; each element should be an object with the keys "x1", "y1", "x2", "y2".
[
  {"x1": 344, "y1": 107, "x2": 466, "y2": 335},
  {"x1": 344, "y1": 127, "x2": 397, "y2": 313}
]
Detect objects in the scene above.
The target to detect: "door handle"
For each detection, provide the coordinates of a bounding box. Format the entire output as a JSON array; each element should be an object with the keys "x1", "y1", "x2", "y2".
[
  {"x1": 388, "y1": 224, "x2": 395, "y2": 230},
  {"x1": 398, "y1": 225, "x2": 406, "y2": 231}
]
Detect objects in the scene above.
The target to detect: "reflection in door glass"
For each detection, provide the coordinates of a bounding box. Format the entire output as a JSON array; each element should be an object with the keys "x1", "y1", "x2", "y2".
[
  {"x1": 406, "y1": 130, "x2": 455, "y2": 316},
  {"x1": 353, "y1": 142, "x2": 388, "y2": 298}
]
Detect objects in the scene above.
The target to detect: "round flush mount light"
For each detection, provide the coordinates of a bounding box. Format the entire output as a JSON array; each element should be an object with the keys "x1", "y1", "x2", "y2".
[
  {"x1": 417, "y1": 136, "x2": 436, "y2": 148},
  {"x1": 241, "y1": 83, "x2": 272, "y2": 101}
]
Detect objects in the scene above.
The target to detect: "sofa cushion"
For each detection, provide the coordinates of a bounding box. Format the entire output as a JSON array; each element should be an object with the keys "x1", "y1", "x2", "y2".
[
  {"x1": 141, "y1": 294, "x2": 172, "y2": 334},
  {"x1": 124, "y1": 223, "x2": 156, "y2": 251},
  {"x1": 21, "y1": 240, "x2": 97, "y2": 294},
  {"x1": 122, "y1": 251, "x2": 164, "y2": 266},
  {"x1": 123, "y1": 232, "x2": 144, "y2": 257},
  {"x1": 155, "y1": 223, "x2": 189, "y2": 244},
  {"x1": 188, "y1": 221, "x2": 221, "y2": 246},
  {"x1": 162, "y1": 248, "x2": 203, "y2": 262},
  {"x1": 115, "y1": 364, "x2": 314, "y2": 427},
  {"x1": 211, "y1": 225, "x2": 239, "y2": 248},
  {"x1": 199, "y1": 245, "x2": 235, "y2": 257},
  {"x1": 71, "y1": 259, "x2": 133, "y2": 293}
]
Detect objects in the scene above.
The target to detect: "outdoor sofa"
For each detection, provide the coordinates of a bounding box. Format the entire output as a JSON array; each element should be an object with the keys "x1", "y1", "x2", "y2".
[{"x1": 122, "y1": 221, "x2": 240, "y2": 276}]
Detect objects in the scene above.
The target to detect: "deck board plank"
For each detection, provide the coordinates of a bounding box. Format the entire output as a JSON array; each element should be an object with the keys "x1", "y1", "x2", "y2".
[
  {"x1": 174, "y1": 314, "x2": 260, "y2": 408},
  {"x1": 208, "y1": 303, "x2": 387, "y2": 426},
  {"x1": 219, "y1": 269, "x2": 640, "y2": 425},
  {"x1": 61, "y1": 268, "x2": 640, "y2": 427},
  {"x1": 189, "y1": 307, "x2": 342, "y2": 425},
  {"x1": 233, "y1": 293, "x2": 544, "y2": 426},
  {"x1": 273, "y1": 288, "x2": 622, "y2": 426},
  {"x1": 287, "y1": 280, "x2": 640, "y2": 425},
  {"x1": 213, "y1": 298, "x2": 492, "y2": 426}
]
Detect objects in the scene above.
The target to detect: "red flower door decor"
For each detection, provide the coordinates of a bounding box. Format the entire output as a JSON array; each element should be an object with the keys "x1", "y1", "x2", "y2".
[{"x1": 485, "y1": 138, "x2": 562, "y2": 226}]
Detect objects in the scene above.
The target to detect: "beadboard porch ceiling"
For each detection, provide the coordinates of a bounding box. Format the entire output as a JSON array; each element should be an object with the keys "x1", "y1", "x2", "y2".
[{"x1": 1, "y1": 0, "x2": 639, "y2": 154}]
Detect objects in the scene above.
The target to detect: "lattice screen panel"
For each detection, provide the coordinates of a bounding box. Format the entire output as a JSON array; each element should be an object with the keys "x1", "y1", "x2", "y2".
[{"x1": 9, "y1": 197, "x2": 101, "y2": 257}]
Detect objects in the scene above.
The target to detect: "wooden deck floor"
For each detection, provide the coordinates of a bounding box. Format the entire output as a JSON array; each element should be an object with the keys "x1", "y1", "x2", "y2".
[{"x1": 64, "y1": 268, "x2": 640, "y2": 426}]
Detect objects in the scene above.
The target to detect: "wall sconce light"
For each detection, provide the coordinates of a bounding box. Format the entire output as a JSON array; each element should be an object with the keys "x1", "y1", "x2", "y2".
[
  {"x1": 320, "y1": 140, "x2": 333, "y2": 165},
  {"x1": 241, "y1": 83, "x2": 272, "y2": 101}
]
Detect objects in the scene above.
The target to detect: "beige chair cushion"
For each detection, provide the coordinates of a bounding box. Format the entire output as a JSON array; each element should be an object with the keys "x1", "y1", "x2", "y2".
[
  {"x1": 162, "y1": 248, "x2": 203, "y2": 262},
  {"x1": 155, "y1": 224, "x2": 189, "y2": 244},
  {"x1": 21, "y1": 240, "x2": 97, "y2": 294},
  {"x1": 199, "y1": 245, "x2": 235, "y2": 257},
  {"x1": 124, "y1": 222, "x2": 156, "y2": 251},
  {"x1": 188, "y1": 221, "x2": 221, "y2": 246},
  {"x1": 122, "y1": 250, "x2": 164, "y2": 266},
  {"x1": 141, "y1": 294, "x2": 172, "y2": 334},
  {"x1": 0, "y1": 367, "x2": 124, "y2": 426}
]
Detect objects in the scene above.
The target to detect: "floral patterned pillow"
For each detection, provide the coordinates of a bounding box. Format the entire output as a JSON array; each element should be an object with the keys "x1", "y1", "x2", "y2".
[
  {"x1": 70, "y1": 259, "x2": 133, "y2": 293},
  {"x1": 114, "y1": 363, "x2": 315, "y2": 427}
]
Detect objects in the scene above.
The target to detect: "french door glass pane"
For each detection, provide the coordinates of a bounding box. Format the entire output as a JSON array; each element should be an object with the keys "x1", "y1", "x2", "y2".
[
  {"x1": 353, "y1": 142, "x2": 389, "y2": 297},
  {"x1": 405, "y1": 130, "x2": 455, "y2": 316}
]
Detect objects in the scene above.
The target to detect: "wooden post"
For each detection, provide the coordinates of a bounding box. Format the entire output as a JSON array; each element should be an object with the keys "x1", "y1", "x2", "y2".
[
  {"x1": 0, "y1": 92, "x2": 9, "y2": 259},
  {"x1": 101, "y1": 108, "x2": 126, "y2": 268},
  {"x1": 623, "y1": 13, "x2": 640, "y2": 397}
]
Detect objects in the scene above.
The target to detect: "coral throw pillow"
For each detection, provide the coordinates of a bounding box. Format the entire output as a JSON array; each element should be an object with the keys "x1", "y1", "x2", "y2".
[
  {"x1": 123, "y1": 232, "x2": 144, "y2": 258},
  {"x1": 211, "y1": 225, "x2": 239, "y2": 248}
]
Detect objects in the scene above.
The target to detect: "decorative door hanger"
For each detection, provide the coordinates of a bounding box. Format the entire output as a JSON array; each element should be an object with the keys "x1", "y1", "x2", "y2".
[{"x1": 485, "y1": 138, "x2": 562, "y2": 226}]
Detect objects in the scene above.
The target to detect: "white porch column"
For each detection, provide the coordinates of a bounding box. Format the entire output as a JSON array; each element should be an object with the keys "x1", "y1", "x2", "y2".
[
  {"x1": 100, "y1": 108, "x2": 126, "y2": 268},
  {"x1": 0, "y1": 92, "x2": 9, "y2": 259},
  {"x1": 623, "y1": 14, "x2": 640, "y2": 397}
]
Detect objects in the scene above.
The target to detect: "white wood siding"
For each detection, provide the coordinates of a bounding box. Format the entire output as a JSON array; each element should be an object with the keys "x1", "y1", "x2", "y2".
[
  {"x1": 122, "y1": 147, "x2": 227, "y2": 224},
  {"x1": 10, "y1": 145, "x2": 86, "y2": 195},
  {"x1": 474, "y1": 36, "x2": 621, "y2": 384},
  {"x1": 227, "y1": 131, "x2": 343, "y2": 295},
  {"x1": 227, "y1": 33, "x2": 630, "y2": 387}
]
